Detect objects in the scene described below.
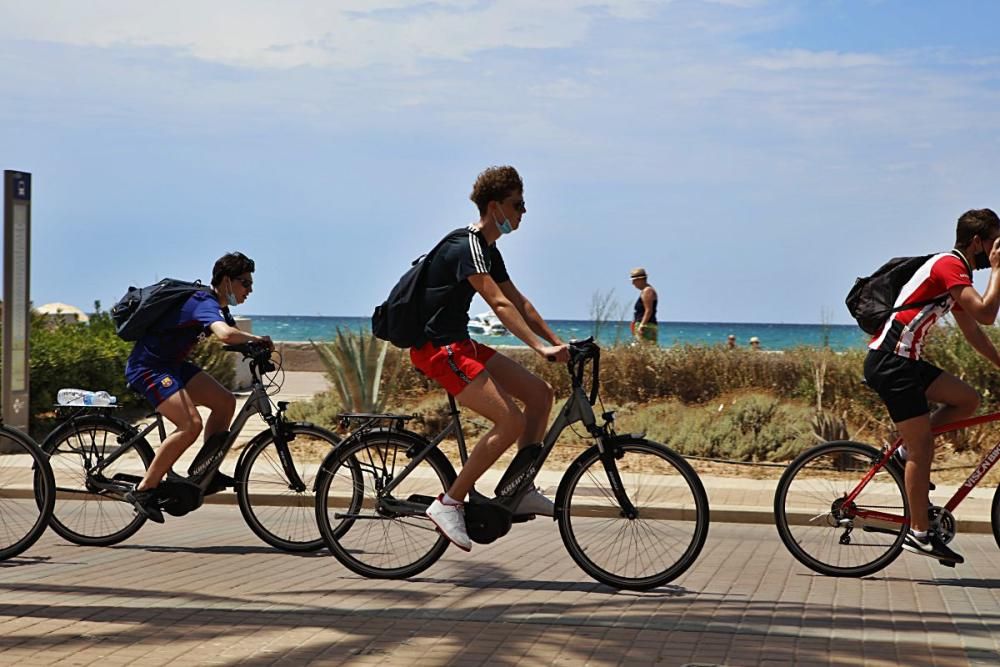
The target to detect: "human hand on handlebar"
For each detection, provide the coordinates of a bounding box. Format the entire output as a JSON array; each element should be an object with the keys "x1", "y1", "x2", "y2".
[
  {"x1": 540, "y1": 344, "x2": 570, "y2": 363},
  {"x1": 254, "y1": 335, "x2": 274, "y2": 351}
]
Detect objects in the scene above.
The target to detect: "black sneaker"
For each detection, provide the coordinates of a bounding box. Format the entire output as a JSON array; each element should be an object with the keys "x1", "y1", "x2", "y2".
[
  {"x1": 888, "y1": 450, "x2": 935, "y2": 491},
  {"x1": 124, "y1": 487, "x2": 165, "y2": 524},
  {"x1": 205, "y1": 471, "x2": 237, "y2": 496},
  {"x1": 902, "y1": 529, "x2": 963, "y2": 564}
]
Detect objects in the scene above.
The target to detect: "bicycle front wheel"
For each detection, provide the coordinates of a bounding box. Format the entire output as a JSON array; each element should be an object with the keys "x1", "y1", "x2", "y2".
[
  {"x1": 316, "y1": 430, "x2": 456, "y2": 579},
  {"x1": 0, "y1": 427, "x2": 54, "y2": 560},
  {"x1": 237, "y1": 423, "x2": 343, "y2": 552},
  {"x1": 774, "y1": 440, "x2": 907, "y2": 577},
  {"x1": 558, "y1": 438, "x2": 709, "y2": 591},
  {"x1": 41, "y1": 415, "x2": 154, "y2": 546}
]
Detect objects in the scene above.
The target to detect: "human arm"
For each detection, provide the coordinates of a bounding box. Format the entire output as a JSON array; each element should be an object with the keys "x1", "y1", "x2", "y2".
[
  {"x1": 953, "y1": 309, "x2": 1000, "y2": 367},
  {"x1": 470, "y1": 274, "x2": 569, "y2": 361},
  {"x1": 951, "y1": 239, "x2": 1000, "y2": 325},
  {"x1": 497, "y1": 279, "x2": 565, "y2": 346},
  {"x1": 209, "y1": 321, "x2": 274, "y2": 349}
]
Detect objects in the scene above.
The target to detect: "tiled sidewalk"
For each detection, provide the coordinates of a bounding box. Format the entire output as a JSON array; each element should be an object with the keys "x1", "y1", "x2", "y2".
[{"x1": 1, "y1": 507, "x2": 999, "y2": 666}]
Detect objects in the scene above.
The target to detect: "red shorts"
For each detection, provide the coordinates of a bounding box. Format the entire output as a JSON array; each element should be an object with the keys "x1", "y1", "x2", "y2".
[{"x1": 410, "y1": 339, "x2": 497, "y2": 396}]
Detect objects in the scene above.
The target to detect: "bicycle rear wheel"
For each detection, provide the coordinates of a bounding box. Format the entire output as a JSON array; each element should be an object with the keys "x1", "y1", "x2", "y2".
[
  {"x1": 558, "y1": 438, "x2": 709, "y2": 591},
  {"x1": 237, "y1": 423, "x2": 346, "y2": 552},
  {"x1": 316, "y1": 430, "x2": 456, "y2": 579},
  {"x1": 0, "y1": 427, "x2": 54, "y2": 560},
  {"x1": 41, "y1": 415, "x2": 154, "y2": 546},
  {"x1": 774, "y1": 440, "x2": 907, "y2": 577}
]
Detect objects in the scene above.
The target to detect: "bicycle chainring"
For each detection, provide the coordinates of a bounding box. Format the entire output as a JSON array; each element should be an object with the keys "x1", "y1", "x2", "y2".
[{"x1": 928, "y1": 506, "x2": 956, "y2": 544}]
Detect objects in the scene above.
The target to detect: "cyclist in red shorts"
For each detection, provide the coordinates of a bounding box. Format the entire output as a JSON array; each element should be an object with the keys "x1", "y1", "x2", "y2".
[
  {"x1": 410, "y1": 165, "x2": 569, "y2": 551},
  {"x1": 864, "y1": 208, "x2": 1000, "y2": 564}
]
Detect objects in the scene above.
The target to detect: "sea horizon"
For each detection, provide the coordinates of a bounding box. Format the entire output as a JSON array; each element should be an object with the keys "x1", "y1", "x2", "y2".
[{"x1": 244, "y1": 314, "x2": 868, "y2": 351}]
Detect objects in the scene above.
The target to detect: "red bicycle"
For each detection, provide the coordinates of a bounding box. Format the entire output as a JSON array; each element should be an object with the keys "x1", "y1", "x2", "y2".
[{"x1": 773, "y1": 411, "x2": 1000, "y2": 577}]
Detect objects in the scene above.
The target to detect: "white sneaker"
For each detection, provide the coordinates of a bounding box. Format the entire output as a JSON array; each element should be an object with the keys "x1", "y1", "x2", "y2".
[
  {"x1": 515, "y1": 487, "x2": 554, "y2": 517},
  {"x1": 426, "y1": 496, "x2": 471, "y2": 551}
]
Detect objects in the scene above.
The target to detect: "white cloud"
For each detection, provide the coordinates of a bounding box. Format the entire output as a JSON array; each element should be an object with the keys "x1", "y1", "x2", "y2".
[
  {"x1": 749, "y1": 49, "x2": 891, "y2": 71},
  {"x1": 0, "y1": 0, "x2": 658, "y2": 69}
]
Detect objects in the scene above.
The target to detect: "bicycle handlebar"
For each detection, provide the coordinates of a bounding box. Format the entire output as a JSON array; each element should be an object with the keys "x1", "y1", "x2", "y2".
[{"x1": 222, "y1": 342, "x2": 277, "y2": 374}]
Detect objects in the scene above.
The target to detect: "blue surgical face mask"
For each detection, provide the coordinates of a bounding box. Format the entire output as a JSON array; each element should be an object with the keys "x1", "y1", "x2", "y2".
[
  {"x1": 226, "y1": 278, "x2": 238, "y2": 307},
  {"x1": 493, "y1": 207, "x2": 513, "y2": 235}
]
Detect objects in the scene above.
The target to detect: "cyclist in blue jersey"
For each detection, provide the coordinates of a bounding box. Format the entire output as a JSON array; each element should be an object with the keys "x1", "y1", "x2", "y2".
[{"x1": 123, "y1": 252, "x2": 272, "y2": 522}]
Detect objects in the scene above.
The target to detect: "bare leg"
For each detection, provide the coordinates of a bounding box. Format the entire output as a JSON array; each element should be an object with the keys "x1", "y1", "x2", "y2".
[
  {"x1": 895, "y1": 413, "x2": 933, "y2": 532},
  {"x1": 926, "y1": 371, "x2": 979, "y2": 427},
  {"x1": 448, "y1": 372, "x2": 525, "y2": 500},
  {"x1": 138, "y1": 389, "x2": 203, "y2": 490},
  {"x1": 183, "y1": 372, "x2": 236, "y2": 443},
  {"x1": 897, "y1": 372, "x2": 978, "y2": 532},
  {"x1": 484, "y1": 353, "x2": 554, "y2": 447}
]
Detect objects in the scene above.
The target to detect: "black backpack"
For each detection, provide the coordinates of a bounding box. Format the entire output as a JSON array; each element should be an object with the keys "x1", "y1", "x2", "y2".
[
  {"x1": 111, "y1": 278, "x2": 205, "y2": 341},
  {"x1": 372, "y1": 238, "x2": 450, "y2": 348},
  {"x1": 845, "y1": 254, "x2": 951, "y2": 335}
]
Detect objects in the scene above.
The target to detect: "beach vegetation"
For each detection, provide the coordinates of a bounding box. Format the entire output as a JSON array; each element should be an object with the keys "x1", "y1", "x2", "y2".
[{"x1": 309, "y1": 327, "x2": 399, "y2": 414}]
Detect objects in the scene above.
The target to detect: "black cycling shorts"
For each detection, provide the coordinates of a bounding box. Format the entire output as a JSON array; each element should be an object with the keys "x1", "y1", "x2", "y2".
[{"x1": 863, "y1": 349, "x2": 944, "y2": 423}]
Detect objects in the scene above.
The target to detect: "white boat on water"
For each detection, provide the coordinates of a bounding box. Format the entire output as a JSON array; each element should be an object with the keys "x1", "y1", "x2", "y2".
[{"x1": 468, "y1": 312, "x2": 508, "y2": 336}]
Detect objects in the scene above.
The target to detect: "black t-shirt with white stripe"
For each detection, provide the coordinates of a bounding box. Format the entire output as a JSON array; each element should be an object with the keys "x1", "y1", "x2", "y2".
[{"x1": 420, "y1": 225, "x2": 510, "y2": 346}]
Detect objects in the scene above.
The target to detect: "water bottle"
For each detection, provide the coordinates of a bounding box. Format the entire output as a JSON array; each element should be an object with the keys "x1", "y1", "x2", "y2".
[{"x1": 57, "y1": 388, "x2": 117, "y2": 407}]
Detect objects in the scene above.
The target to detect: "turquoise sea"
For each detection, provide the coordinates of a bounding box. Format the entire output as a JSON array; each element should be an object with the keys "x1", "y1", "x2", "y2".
[{"x1": 248, "y1": 315, "x2": 868, "y2": 351}]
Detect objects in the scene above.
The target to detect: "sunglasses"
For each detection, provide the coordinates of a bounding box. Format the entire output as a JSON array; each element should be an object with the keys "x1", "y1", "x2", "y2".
[{"x1": 233, "y1": 277, "x2": 253, "y2": 289}]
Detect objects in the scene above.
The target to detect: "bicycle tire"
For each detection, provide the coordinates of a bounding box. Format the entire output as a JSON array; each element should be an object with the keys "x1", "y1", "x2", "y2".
[
  {"x1": 774, "y1": 440, "x2": 907, "y2": 577},
  {"x1": 316, "y1": 429, "x2": 456, "y2": 579},
  {"x1": 1, "y1": 426, "x2": 55, "y2": 560},
  {"x1": 237, "y1": 423, "x2": 351, "y2": 552},
  {"x1": 40, "y1": 414, "x2": 154, "y2": 546},
  {"x1": 991, "y1": 482, "x2": 1000, "y2": 551},
  {"x1": 557, "y1": 438, "x2": 709, "y2": 590}
]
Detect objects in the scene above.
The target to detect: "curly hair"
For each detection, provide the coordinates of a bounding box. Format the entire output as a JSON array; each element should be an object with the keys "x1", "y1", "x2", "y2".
[
  {"x1": 211, "y1": 251, "x2": 255, "y2": 287},
  {"x1": 470, "y1": 166, "x2": 523, "y2": 215},
  {"x1": 955, "y1": 209, "x2": 1000, "y2": 247}
]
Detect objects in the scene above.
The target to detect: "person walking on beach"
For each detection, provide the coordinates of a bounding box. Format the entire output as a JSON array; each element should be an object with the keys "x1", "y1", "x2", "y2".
[
  {"x1": 123, "y1": 252, "x2": 273, "y2": 523},
  {"x1": 864, "y1": 208, "x2": 1000, "y2": 565},
  {"x1": 407, "y1": 165, "x2": 569, "y2": 551},
  {"x1": 630, "y1": 267, "x2": 659, "y2": 343},
  {"x1": 749, "y1": 336, "x2": 761, "y2": 350},
  {"x1": 727, "y1": 334, "x2": 737, "y2": 350}
]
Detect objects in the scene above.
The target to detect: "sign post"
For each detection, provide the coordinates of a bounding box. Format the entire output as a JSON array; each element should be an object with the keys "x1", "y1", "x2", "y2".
[{"x1": 3, "y1": 170, "x2": 31, "y2": 435}]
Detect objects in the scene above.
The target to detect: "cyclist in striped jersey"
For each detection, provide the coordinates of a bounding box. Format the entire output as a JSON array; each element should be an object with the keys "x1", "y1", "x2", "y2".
[
  {"x1": 865, "y1": 208, "x2": 1000, "y2": 564},
  {"x1": 409, "y1": 165, "x2": 569, "y2": 551}
]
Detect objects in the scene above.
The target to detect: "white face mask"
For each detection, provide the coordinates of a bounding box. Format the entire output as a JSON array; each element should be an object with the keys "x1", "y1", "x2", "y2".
[{"x1": 493, "y1": 206, "x2": 513, "y2": 235}]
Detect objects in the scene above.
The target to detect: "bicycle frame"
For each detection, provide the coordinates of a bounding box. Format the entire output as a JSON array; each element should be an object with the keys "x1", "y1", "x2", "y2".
[
  {"x1": 370, "y1": 341, "x2": 634, "y2": 514},
  {"x1": 86, "y1": 349, "x2": 306, "y2": 493},
  {"x1": 845, "y1": 410, "x2": 1000, "y2": 527}
]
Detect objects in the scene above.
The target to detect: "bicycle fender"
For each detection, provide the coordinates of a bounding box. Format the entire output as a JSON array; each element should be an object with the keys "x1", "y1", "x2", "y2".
[
  {"x1": 233, "y1": 420, "x2": 333, "y2": 477},
  {"x1": 554, "y1": 435, "x2": 654, "y2": 521}
]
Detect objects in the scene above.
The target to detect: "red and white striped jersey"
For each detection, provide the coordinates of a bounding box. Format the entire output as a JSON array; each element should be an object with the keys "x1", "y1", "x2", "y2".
[{"x1": 868, "y1": 252, "x2": 973, "y2": 360}]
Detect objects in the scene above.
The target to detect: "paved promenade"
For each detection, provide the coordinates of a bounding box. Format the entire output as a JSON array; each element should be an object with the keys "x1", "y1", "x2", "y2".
[
  {"x1": 2, "y1": 508, "x2": 1000, "y2": 666},
  {"x1": 4, "y1": 371, "x2": 1000, "y2": 665}
]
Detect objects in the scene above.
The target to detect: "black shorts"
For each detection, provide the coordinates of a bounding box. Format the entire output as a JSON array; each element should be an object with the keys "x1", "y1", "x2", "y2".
[{"x1": 863, "y1": 349, "x2": 943, "y2": 423}]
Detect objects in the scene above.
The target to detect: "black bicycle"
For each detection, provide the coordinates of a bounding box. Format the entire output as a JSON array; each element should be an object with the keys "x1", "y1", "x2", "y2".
[
  {"x1": 315, "y1": 338, "x2": 709, "y2": 591},
  {"x1": 37, "y1": 343, "x2": 342, "y2": 551},
  {"x1": 0, "y1": 423, "x2": 55, "y2": 560}
]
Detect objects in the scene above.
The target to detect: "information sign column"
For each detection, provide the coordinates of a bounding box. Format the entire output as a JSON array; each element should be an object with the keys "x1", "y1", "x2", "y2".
[{"x1": 3, "y1": 170, "x2": 31, "y2": 434}]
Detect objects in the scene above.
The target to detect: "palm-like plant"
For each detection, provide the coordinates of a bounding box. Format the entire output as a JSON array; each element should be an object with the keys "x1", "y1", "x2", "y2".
[{"x1": 310, "y1": 327, "x2": 394, "y2": 413}]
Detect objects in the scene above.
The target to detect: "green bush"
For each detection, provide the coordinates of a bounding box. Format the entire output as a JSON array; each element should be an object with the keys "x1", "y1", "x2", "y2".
[
  {"x1": 19, "y1": 304, "x2": 236, "y2": 433},
  {"x1": 662, "y1": 393, "x2": 815, "y2": 462}
]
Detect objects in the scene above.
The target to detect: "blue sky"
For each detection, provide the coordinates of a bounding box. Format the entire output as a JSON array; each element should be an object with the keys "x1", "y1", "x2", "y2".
[{"x1": 2, "y1": 0, "x2": 1000, "y2": 323}]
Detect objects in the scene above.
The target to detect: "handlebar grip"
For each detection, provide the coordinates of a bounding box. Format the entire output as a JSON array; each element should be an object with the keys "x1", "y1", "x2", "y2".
[{"x1": 546, "y1": 354, "x2": 557, "y2": 362}]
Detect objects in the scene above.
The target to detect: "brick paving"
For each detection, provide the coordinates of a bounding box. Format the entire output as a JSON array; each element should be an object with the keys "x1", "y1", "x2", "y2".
[{"x1": 1, "y1": 507, "x2": 999, "y2": 666}]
